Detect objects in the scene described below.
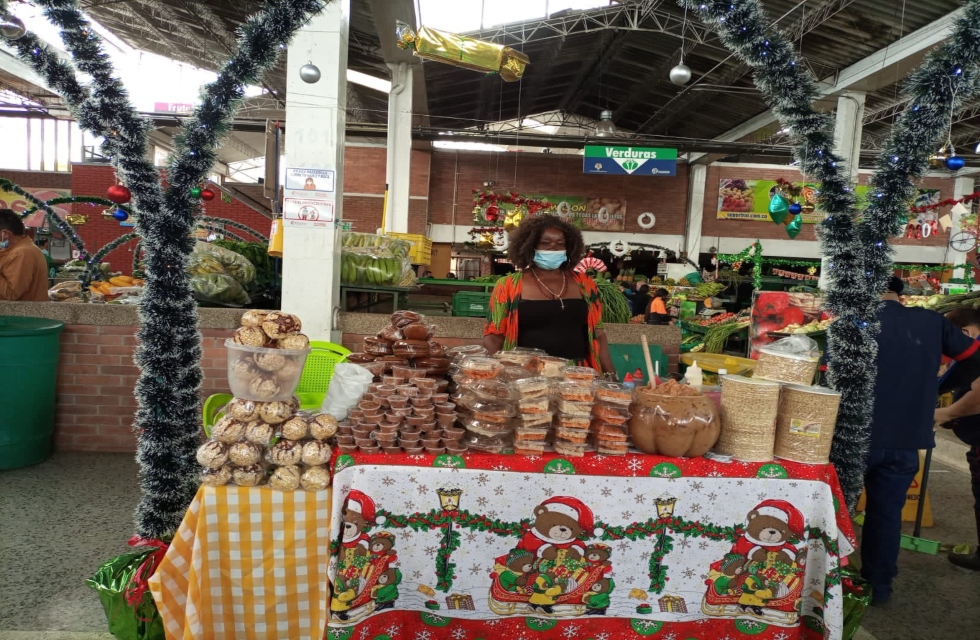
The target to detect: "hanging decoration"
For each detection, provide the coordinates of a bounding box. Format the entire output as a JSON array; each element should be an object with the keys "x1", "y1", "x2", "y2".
[
  {"x1": 767, "y1": 192, "x2": 789, "y2": 225},
  {"x1": 788, "y1": 202, "x2": 803, "y2": 216},
  {"x1": 575, "y1": 254, "x2": 608, "y2": 274},
  {"x1": 0, "y1": 13, "x2": 25, "y2": 40},
  {"x1": 471, "y1": 189, "x2": 547, "y2": 229},
  {"x1": 945, "y1": 154, "x2": 967, "y2": 171},
  {"x1": 395, "y1": 21, "x2": 529, "y2": 82},
  {"x1": 200, "y1": 188, "x2": 216, "y2": 202},
  {"x1": 503, "y1": 207, "x2": 523, "y2": 231},
  {"x1": 587, "y1": 241, "x2": 700, "y2": 271},
  {"x1": 637, "y1": 212, "x2": 656, "y2": 229},
  {"x1": 785, "y1": 214, "x2": 803, "y2": 239},
  {"x1": 910, "y1": 191, "x2": 980, "y2": 214},
  {"x1": 113, "y1": 208, "x2": 129, "y2": 222},
  {"x1": 608, "y1": 240, "x2": 630, "y2": 257},
  {"x1": 190, "y1": 187, "x2": 203, "y2": 199},
  {"x1": 299, "y1": 62, "x2": 321, "y2": 83},
  {"x1": 714, "y1": 241, "x2": 764, "y2": 291},
  {"x1": 106, "y1": 184, "x2": 132, "y2": 205}
]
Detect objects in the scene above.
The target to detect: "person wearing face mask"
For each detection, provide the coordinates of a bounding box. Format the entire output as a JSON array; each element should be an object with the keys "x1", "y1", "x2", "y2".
[
  {"x1": 483, "y1": 215, "x2": 616, "y2": 378},
  {"x1": 0, "y1": 209, "x2": 49, "y2": 302}
]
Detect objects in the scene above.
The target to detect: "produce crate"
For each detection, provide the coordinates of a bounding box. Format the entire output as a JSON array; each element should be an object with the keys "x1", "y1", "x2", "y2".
[
  {"x1": 452, "y1": 291, "x2": 492, "y2": 318},
  {"x1": 387, "y1": 232, "x2": 433, "y2": 265}
]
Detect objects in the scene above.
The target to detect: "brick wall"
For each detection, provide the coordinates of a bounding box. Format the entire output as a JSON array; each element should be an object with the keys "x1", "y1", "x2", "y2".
[
  {"x1": 0, "y1": 169, "x2": 72, "y2": 190},
  {"x1": 702, "y1": 165, "x2": 953, "y2": 247},
  {"x1": 428, "y1": 150, "x2": 690, "y2": 236},
  {"x1": 55, "y1": 324, "x2": 235, "y2": 452}
]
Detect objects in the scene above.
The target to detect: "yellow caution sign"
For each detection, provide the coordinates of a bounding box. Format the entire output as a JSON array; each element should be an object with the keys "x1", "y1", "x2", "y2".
[{"x1": 856, "y1": 451, "x2": 932, "y2": 526}]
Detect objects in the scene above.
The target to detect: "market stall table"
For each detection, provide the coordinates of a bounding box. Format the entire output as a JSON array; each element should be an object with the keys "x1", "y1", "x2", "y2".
[
  {"x1": 148, "y1": 485, "x2": 332, "y2": 640},
  {"x1": 327, "y1": 451, "x2": 855, "y2": 640}
]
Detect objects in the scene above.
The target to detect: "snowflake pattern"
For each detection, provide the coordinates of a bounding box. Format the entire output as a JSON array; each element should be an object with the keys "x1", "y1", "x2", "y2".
[
  {"x1": 682, "y1": 568, "x2": 696, "y2": 579},
  {"x1": 739, "y1": 620, "x2": 764, "y2": 631},
  {"x1": 699, "y1": 541, "x2": 709, "y2": 550},
  {"x1": 773, "y1": 633, "x2": 791, "y2": 640},
  {"x1": 635, "y1": 493, "x2": 647, "y2": 505},
  {"x1": 627, "y1": 458, "x2": 644, "y2": 472},
  {"x1": 382, "y1": 476, "x2": 395, "y2": 486},
  {"x1": 812, "y1": 491, "x2": 824, "y2": 501},
  {"x1": 543, "y1": 486, "x2": 555, "y2": 496},
  {"x1": 485, "y1": 535, "x2": 495, "y2": 545},
  {"x1": 626, "y1": 486, "x2": 634, "y2": 494},
  {"x1": 678, "y1": 539, "x2": 691, "y2": 549},
  {"x1": 466, "y1": 532, "x2": 478, "y2": 543},
  {"x1": 415, "y1": 631, "x2": 433, "y2": 640},
  {"x1": 487, "y1": 511, "x2": 498, "y2": 519},
  {"x1": 412, "y1": 570, "x2": 423, "y2": 579},
  {"x1": 358, "y1": 468, "x2": 366, "y2": 475},
  {"x1": 359, "y1": 628, "x2": 370, "y2": 640},
  {"x1": 417, "y1": 484, "x2": 428, "y2": 495},
  {"x1": 617, "y1": 540, "x2": 630, "y2": 552},
  {"x1": 340, "y1": 484, "x2": 352, "y2": 494},
  {"x1": 601, "y1": 486, "x2": 612, "y2": 497},
  {"x1": 451, "y1": 629, "x2": 467, "y2": 640},
  {"x1": 690, "y1": 503, "x2": 702, "y2": 514},
  {"x1": 632, "y1": 620, "x2": 660, "y2": 631},
  {"x1": 408, "y1": 476, "x2": 418, "y2": 483},
  {"x1": 790, "y1": 482, "x2": 799, "y2": 488},
  {"x1": 691, "y1": 481, "x2": 704, "y2": 492},
  {"x1": 486, "y1": 620, "x2": 501, "y2": 627},
  {"x1": 494, "y1": 485, "x2": 505, "y2": 496},
  {"x1": 409, "y1": 454, "x2": 426, "y2": 462},
  {"x1": 641, "y1": 551, "x2": 651, "y2": 560},
  {"x1": 470, "y1": 563, "x2": 483, "y2": 575},
  {"x1": 387, "y1": 626, "x2": 402, "y2": 637},
  {"x1": 492, "y1": 463, "x2": 510, "y2": 471},
  {"x1": 404, "y1": 501, "x2": 415, "y2": 511},
  {"x1": 425, "y1": 546, "x2": 437, "y2": 555},
  {"x1": 477, "y1": 497, "x2": 488, "y2": 507},
  {"x1": 594, "y1": 633, "x2": 610, "y2": 640},
  {"x1": 477, "y1": 473, "x2": 490, "y2": 485},
  {"x1": 757, "y1": 492, "x2": 768, "y2": 501},
  {"x1": 707, "y1": 492, "x2": 718, "y2": 501},
  {"x1": 580, "y1": 477, "x2": 588, "y2": 484},
  {"x1": 622, "y1": 511, "x2": 632, "y2": 520},
  {"x1": 707, "y1": 470, "x2": 724, "y2": 478},
  {"x1": 561, "y1": 624, "x2": 579, "y2": 639},
  {"x1": 664, "y1": 633, "x2": 677, "y2": 640},
  {"x1": 736, "y1": 480, "x2": 744, "y2": 486}
]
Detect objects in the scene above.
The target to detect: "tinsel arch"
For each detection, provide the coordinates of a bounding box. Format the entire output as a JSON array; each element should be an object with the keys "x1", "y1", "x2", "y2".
[
  {"x1": 2, "y1": 0, "x2": 328, "y2": 538},
  {"x1": 685, "y1": 0, "x2": 980, "y2": 509}
]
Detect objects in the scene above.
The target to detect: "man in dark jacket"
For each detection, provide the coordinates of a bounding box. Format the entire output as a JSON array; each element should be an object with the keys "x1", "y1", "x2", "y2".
[
  {"x1": 937, "y1": 307, "x2": 980, "y2": 571},
  {"x1": 862, "y1": 277, "x2": 980, "y2": 603}
]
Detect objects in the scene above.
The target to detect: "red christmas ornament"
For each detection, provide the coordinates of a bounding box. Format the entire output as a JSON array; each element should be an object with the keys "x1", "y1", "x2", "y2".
[
  {"x1": 200, "y1": 188, "x2": 216, "y2": 202},
  {"x1": 485, "y1": 203, "x2": 500, "y2": 222},
  {"x1": 107, "y1": 184, "x2": 132, "y2": 205}
]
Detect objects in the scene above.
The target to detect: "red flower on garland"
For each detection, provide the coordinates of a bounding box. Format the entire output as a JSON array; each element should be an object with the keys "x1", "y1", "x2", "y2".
[{"x1": 485, "y1": 203, "x2": 500, "y2": 222}]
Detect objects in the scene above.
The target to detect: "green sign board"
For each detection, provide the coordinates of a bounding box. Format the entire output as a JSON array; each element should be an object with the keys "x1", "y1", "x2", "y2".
[{"x1": 584, "y1": 145, "x2": 678, "y2": 177}]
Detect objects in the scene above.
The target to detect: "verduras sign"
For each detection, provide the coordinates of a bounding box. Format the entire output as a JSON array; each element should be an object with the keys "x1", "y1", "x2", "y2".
[{"x1": 583, "y1": 145, "x2": 678, "y2": 177}]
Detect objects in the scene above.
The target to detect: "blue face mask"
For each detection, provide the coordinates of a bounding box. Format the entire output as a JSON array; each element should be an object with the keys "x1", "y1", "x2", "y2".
[
  {"x1": 0, "y1": 234, "x2": 8, "y2": 250},
  {"x1": 533, "y1": 250, "x2": 567, "y2": 270}
]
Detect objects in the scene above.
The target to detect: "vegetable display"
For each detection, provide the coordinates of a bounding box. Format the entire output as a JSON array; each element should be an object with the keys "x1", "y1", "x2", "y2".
[
  {"x1": 596, "y1": 281, "x2": 632, "y2": 324},
  {"x1": 341, "y1": 232, "x2": 416, "y2": 288},
  {"x1": 213, "y1": 239, "x2": 278, "y2": 297}
]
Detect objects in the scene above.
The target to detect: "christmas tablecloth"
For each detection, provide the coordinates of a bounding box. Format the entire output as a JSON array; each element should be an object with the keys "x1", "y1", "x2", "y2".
[
  {"x1": 327, "y1": 452, "x2": 856, "y2": 640},
  {"x1": 148, "y1": 485, "x2": 332, "y2": 640}
]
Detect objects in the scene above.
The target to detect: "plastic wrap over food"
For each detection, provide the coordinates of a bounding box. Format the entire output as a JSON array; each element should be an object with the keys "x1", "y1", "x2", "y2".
[
  {"x1": 396, "y1": 20, "x2": 529, "y2": 82},
  {"x1": 628, "y1": 380, "x2": 721, "y2": 457}
]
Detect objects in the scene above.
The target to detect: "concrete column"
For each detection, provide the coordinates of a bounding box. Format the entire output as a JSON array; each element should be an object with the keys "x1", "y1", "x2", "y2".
[
  {"x1": 384, "y1": 62, "x2": 413, "y2": 233},
  {"x1": 281, "y1": 1, "x2": 349, "y2": 342},
  {"x1": 951, "y1": 175, "x2": 976, "y2": 280},
  {"x1": 820, "y1": 91, "x2": 866, "y2": 289},
  {"x1": 684, "y1": 163, "x2": 707, "y2": 264}
]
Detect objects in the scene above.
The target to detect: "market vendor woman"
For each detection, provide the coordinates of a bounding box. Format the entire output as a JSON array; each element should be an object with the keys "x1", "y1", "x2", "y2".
[{"x1": 484, "y1": 216, "x2": 616, "y2": 378}]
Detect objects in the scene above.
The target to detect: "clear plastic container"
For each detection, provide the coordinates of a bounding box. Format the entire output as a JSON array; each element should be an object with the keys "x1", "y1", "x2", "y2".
[
  {"x1": 593, "y1": 381, "x2": 633, "y2": 406},
  {"x1": 554, "y1": 381, "x2": 596, "y2": 403},
  {"x1": 226, "y1": 339, "x2": 310, "y2": 402},
  {"x1": 556, "y1": 400, "x2": 593, "y2": 417},
  {"x1": 561, "y1": 366, "x2": 598, "y2": 386},
  {"x1": 461, "y1": 357, "x2": 504, "y2": 380},
  {"x1": 494, "y1": 347, "x2": 547, "y2": 367},
  {"x1": 532, "y1": 355, "x2": 571, "y2": 378},
  {"x1": 511, "y1": 377, "x2": 550, "y2": 399},
  {"x1": 447, "y1": 345, "x2": 487, "y2": 361}
]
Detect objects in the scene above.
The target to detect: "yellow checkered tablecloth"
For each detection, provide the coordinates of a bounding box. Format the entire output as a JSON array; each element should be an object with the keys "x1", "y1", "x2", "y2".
[{"x1": 148, "y1": 485, "x2": 331, "y2": 640}]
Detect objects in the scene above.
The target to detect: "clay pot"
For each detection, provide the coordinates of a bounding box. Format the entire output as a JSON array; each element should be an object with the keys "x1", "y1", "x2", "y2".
[{"x1": 627, "y1": 387, "x2": 720, "y2": 458}]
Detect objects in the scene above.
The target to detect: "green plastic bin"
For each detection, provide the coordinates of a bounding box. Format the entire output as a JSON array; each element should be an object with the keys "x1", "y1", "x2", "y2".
[
  {"x1": 0, "y1": 316, "x2": 64, "y2": 469},
  {"x1": 452, "y1": 291, "x2": 492, "y2": 318}
]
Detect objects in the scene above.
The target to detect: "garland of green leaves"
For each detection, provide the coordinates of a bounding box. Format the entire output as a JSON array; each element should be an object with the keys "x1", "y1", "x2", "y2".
[
  {"x1": 718, "y1": 243, "x2": 971, "y2": 277},
  {"x1": 198, "y1": 216, "x2": 270, "y2": 241},
  {"x1": 3, "y1": 0, "x2": 327, "y2": 539},
  {"x1": 715, "y1": 241, "x2": 764, "y2": 290},
  {"x1": 22, "y1": 195, "x2": 133, "y2": 218},
  {"x1": 346, "y1": 507, "x2": 839, "y2": 597},
  {"x1": 0, "y1": 177, "x2": 96, "y2": 283},
  {"x1": 198, "y1": 223, "x2": 247, "y2": 243},
  {"x1": 90, "y1": 233, "x2": 138, "y2": 267}
]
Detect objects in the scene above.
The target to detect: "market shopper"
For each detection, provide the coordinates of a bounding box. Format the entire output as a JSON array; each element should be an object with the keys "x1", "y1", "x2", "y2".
[
  {"x1": 484, "y1": 215, "x2": 616, "y2": 378},
  {"x1": 646, "y1": 288, "x2": 672, "y2": 325},
  {"x1": 0, "y1": 208, "x2": 49, "y2": 302},
  {"x1": 861, "y1": 276, "x2": 980, "y2": 603},
  {"x1": 935, "y1": 308, "x2": 980, "y2": 571}
]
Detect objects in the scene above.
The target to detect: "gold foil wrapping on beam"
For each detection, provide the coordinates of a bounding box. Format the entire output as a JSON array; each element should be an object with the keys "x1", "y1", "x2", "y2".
[{"x1": 396, "y1": 21, "x2": 530, "y2": 82}]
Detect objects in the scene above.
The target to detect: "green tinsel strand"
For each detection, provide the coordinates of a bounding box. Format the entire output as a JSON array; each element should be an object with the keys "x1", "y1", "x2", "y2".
[
  {"x1": 90, "y1": 233, "x2": 139, "y2": 268},
  {"x1": 199, "y1": 216, "x2": 270, "y2": 241}
]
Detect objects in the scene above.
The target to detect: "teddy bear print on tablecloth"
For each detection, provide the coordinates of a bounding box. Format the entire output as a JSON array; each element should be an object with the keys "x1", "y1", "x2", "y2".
[
  {"x1": 488, "y1": 496, "x2": 614, "y2": 617},
  {"x1": 702, "y1": 499, "x2": 808, "y2": 627},
  {"x1": 332, "y1": 490, "x2": 400, "y2": 622}
]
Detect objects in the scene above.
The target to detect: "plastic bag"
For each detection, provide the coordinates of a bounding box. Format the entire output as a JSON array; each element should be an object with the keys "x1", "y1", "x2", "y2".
[
  {"x1": 340, "y1": 232, "x2": 415, "y2": 287},
  {"x1": 190, "y1": 273, "x2": 250, "y2": 306},
  {"x1": 755, "y1": 335, "x2": 820, "y2": 385},
  {"x1": 190, "y1": 241, "x2": 256, "y2": 284},
  {"x1": 48, "y1": 280, "x2": 81, "y2": 301},
  {"x1": 321, "y1": 362, "x2": 376, "y2": 420}
]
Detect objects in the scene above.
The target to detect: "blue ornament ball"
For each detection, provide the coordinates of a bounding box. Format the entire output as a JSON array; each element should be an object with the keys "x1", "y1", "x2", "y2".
[
  {"x1": 112, "y1": 208, "x2": 129, "y2": 222},
  {"x1": 945, "y1": 155, "x2": 966, "y2": 171},
  {"x1": 788, "y1": 202, "x2": 803, "y2": 215}
]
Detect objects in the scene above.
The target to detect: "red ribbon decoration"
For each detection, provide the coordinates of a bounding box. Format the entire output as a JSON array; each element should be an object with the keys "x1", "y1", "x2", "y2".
[
  {"x1": 909, "y1": 190, "x2": 980, "y2": 214},
  {"x1": 123, "y1": 535, "x2": 170, "y2": 608}
]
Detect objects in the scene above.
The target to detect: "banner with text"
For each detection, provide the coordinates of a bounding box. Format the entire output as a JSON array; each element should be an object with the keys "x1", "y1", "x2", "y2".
[
  {"x1": 716, "y1": 178, "x2": 869, "y2": 222},
  {"x1": 584, "y1": 145, "x2": 678, "y2": 177},
  {"x1": 529, "y1": 195, "x2": 628, "y2": 231}
]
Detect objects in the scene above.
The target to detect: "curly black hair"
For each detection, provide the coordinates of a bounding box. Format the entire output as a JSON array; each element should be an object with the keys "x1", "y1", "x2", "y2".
[{"x1": 507, "y1": 214, "x2": 586, "y2": 270}]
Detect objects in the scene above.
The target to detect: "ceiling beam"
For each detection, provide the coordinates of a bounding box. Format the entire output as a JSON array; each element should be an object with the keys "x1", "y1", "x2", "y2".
[
  {"x1": 637, "y1": 0, "x2": 860, "y2": 136},
  {"x1": 688, "y1": 6, "x2": 966, "y2": 164},
  {"x1": 518, "y1": 36, "x2": 566, "y2": 120},
  {"x1": 557, "y1": 29, "x2": 624, "y2": 115}
]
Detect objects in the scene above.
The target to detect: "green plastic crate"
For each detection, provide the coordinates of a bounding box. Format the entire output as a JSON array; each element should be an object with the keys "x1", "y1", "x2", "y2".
[{"x1": 452, "y1": 291, "x2": 492, "y2": 318}]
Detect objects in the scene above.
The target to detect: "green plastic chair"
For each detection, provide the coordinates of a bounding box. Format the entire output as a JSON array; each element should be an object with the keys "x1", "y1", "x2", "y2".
[
  {"x1": 200, "y1": 341, "x2": 349, "y2": 432},
  {"x1": 296, "y1": 341, "x2": 350, "y2": 410}
]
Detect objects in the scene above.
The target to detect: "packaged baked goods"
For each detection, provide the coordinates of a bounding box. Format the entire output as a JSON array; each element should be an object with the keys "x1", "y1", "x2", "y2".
[
  {"x1": 447, "y1": 345, "x2": 487, "y2": 361},
  {"x1": 592, "y1": 403, "x2": 631, "y2": 425},
  {"x1": 309, "y1": 414, "x2": 339, "y2": 440},
  {"x1": 301, "y1": 440, "x2": 332, "y2": 466},
  {"x1": 229, "y1": 441, "x2": 262, "y2": 466},
  {"x1": 232, "y1": 464, "x2": 266, "y2": 487},
  {"x1": 628, "y1": 380, "x2": 721, "y2": 457},
  {"x1": 261, "y1": 312, "x2": 302, "y2": 339},
  {"x1": 514, "y1": 441, "x2": 548, "y2": 456},
  {"x1": 554, "y1": 382, "x2": 595, "y2": 403},
  {"x1": 197, "y1": 441, "x2": 228, "y2": 469},
  {"x1": 461, "y1": 357, "x2": 504, "y2": 380},
  {"x1": 464, "y1": 417, "x2": 513, "y2": 437},
  {"x1": 364, "y1": 336, "x2": 395, "y2": 357},
  {"x1": 516, "y1": 412, "x2": 553, "y2": 429},
  {"x1": 211, "y1": 416, "x2": 247, "y2": 443},
  {"x1": 556, "y1": 414, "x2": 591, "y2": 430},
  {"x1": 300, "y1": 465, "x2": 332, "y2": 491},
  {"x1": 497, "y1": 366, "x2": 538, "y2": 384},
  {"x1": 227, "y1": 398, "x2": 261, "y2": 421},
  {"x1": 594, "y1": 381, "x2": 633, "y2": 406},
  {"x1": 556, "y1": 400, "x2": 593, "y2": 417},
  {"x1": 260, "y1": 401, "x2": 294, "y2": 425},
  {"x1": 561, "y1": 366, "x2": 597, "y2": 386},
  {"x1": 528, "y1": 355, "x2": 570, "y2": 378},
  {"x1": 518, "y1": 397, "x2": 550, "y2": 414},
  {"x1": 281, "y1": 416, "x2": 309, "y2": 440},
  {"x1": 494, "y1": 347, "x2": 546, "y2": 367},
  {"x1": 269, "y1": 440, "x2": 303, "y2": 466},
  {"x1": 279, "y1": 333, "x2": 311, "y2": 351},
  {"x1": 244, "y1": 421, "x2": 274, "y2": 446},
  {"x1": 556, "y1": 427, "x2": 589, "y2": 444},
  {"x1": 201, "y1": 465, "x2": 232, "y2": 486},
  {"x1": 554, "y1": 440, "x2": 587, "y2": 458},
  {"x1": 226, "y1": 339, "x2": 310, "y2": 402},
  {"x1": 464, "y1": 431, "x2": 511, "y2": 454},
  {"x1": 595, "y1": 438, "x2": 628, "y2": 456},
  {"x1": 240, "y1": 309, "x2": 269, "y2": 328},
  {"x1": 392, "y1": 339, "x2": 430, "y2": 359},
  {"x1": 269, "y1": 465, "x2": 302, "y2": 491},
  {"x1": 511, "y1": 377, "x2": 550, "y2": 399},
  {"x1": 753, "y1": 335, "x2": 820, "y2": 386}
]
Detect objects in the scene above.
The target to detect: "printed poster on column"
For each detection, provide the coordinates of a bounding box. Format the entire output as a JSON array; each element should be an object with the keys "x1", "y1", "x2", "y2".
[
  {"x1": 716, "y1": 178, "x2": 869, "y2": 222},
  {"x1": 283, "y1": 197, "x2": 335, "y2": 228},
  {"x1": 475, "y1": 194, "x2": 627, "y2": 231}
]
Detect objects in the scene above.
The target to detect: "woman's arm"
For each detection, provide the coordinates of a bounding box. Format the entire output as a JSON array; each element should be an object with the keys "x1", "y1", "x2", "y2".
[
  {"x1": 484, "y1": 333, "x2": 505, "y2": 356},
  {"x1": 596, "y1": 328, "x2": 616, "y2": 378}
]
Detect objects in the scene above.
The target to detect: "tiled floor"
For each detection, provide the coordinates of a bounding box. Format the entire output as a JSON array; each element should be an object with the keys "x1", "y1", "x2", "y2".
[{"x1": 2, "y1": 451, "x2": 979, "y2": 639}]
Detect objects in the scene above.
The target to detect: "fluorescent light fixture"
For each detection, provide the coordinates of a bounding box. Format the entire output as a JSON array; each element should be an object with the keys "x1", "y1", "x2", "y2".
[
  {"x1": 347, "y1": 69, "x2": 392, "y2": 93},
  {"x1": 433, "y1": 141, "x2": 508, "y2": 152}
]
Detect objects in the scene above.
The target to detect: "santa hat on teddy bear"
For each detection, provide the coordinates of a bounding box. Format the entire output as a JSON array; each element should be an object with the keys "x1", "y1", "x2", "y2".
[
  {"x1": 753, "y1": 499, "x2": 805, "y2": 541},
  {"x1": 541, "y1": 496, "x2": 604, "y2": 537},
  {"x1": 346, "y1": 490, "x2": 386, "y2": 525}
]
